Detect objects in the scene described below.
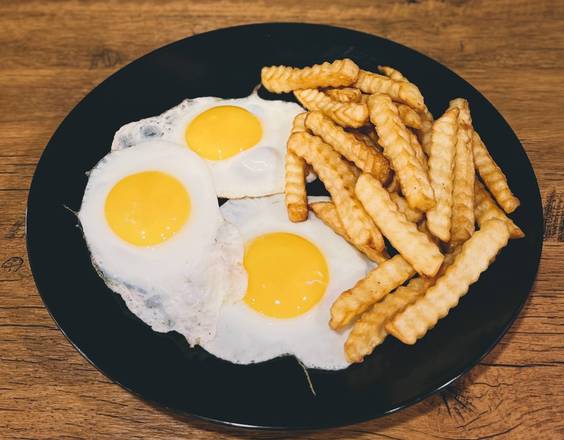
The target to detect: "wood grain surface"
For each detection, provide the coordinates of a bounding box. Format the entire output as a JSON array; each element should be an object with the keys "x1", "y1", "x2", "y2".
[{"x1": 1, "y1": 0, "x2": 563, "y2": 438}]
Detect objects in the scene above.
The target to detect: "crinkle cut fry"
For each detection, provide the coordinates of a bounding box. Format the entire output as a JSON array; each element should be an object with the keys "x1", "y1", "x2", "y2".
[
  {"x1": 330, "y1": 254, "x2": 416, "y2": 330},
  {"x1": 309, "y1": 202, "x2": 388, "y2": 263},
  {"x1": 355, "y1": 69, "x2": 425, "y2": 111},
  {"x1": 355, "y1": 173, "x2": 444, "y2": 277},
  {"x1": 294, "y1": 89, "x2": 369, "y2": 128},
  {"x1": 418, "y1": 107, "x2": 435, "y2": 156},
  {"x1": 284, "y1": 113, "x2": 309, "y2": 222},
  {"x1": 377, "y1": 65, "x2": 408, "y2": 82},
  {"x1": 425, "y1": 107, "x2": 459, "y2": 242},
  {"x1": 472, "y1": 130, "x2": 520, "y2": 213},
  {"x1": 375, "y1": 65, "x2": 434, "y2": 152},
  {"x1": 389, "y1": 192, "x2": 424, "y2": 224},
  {"x1": 386, "y1": 219, "x2": 510, "y2": 344},
  {"x1": 408, "y1": 130, "x2": 428, "y2": 171},
  {"x1": 345, "y1": 277, "x2": 431, "y2": 363},
  {"x1": 305, "y1": 111, "x2": 391, "y2": 183},
  {"x1": 475, "y1": 180, "x2": 524, "y2": 239},
  {"x1": 261, "y1": 58, "x2": 359, "y2": 93},
  {"x1": 450, "y1": 99, "x2": 476, "y2": 244},
  {"x1": 368, "y1": 94, "x2": 435, "y2": 212},
  {"x1": 324, "y1": 87, "x2": 362, "y2": 103},
  {"x1": 397, "y1": 104, "x2": 422, "y2": 129},
  {"x1": 288, "y1": 132, "x2": 384, "y2": 251}
]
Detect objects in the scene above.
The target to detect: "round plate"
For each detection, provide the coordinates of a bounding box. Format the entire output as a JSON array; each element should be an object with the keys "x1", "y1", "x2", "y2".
[{"x1": 27, "y1": 23, "x2": 543, "y2": 429}]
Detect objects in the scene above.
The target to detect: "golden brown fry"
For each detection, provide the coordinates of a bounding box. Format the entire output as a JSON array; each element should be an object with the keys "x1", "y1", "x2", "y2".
[
  {"x1": 377, "y1": 65, "x2": 408, "y2": 82},
  {"x1": 418, "y1": 107, "x2": 435, "y2": 156},
  {"x1": 475, "y1": 180, "x2": 524, "y2": 239},
  {"x1": 355, "y1": 173, "x2": 444, "y2": 277},
  {"x1": 426, "y1": 107, "x2": 459, "y2": 242},
  {"x1": 330, "y1": 255, "x2": 416, "y2": 330},
  {"x1": 349, "y1": 130, "x2": 381, "y2": 151},
  {"x1": 472, "y1": 130, "x2": 520, "y2": 213},
  {"x1": 294, "y1": 89, "x2": 369, "y2": 128},
  {"x1": 288, "y1": 132, "x2": 384, "y2": 250},
  {"x1": 408, "y1": 130, "x2": 428, "y2": 170},
  {"x1": 261, "y1": 58, "x2": 359, "y2": 93},
  {"x1": 310, "y1": 202, "x2": 388, "y2": 263},
  {"x1": 375, "y1": 66, "x2": 434, "y2": 151},
  {"x1": 368, "y1": 94, "x2": 435, "y2": 211},
  {"x1": 284, "y1": 152, "x2": 308, "y2": 222},
  {"x1": 324, "y1": 87, "x2": 362, "y2": 103},
  {"x1": 389, "y1": 192, "x2": 424, "y2": 223},
  {"x1": 355, "y1": 70, "x2": 425, "y2": 111},
  {"x1": 450, "y1": 99, "x2": 475, "y2": 243},
  {"x1": 284, "y1": 113, "x2": 309, "y2": 222},
  {"x1": 397, "y1": 104, "x2": 422, "y2": 129},
  {"x1": 292, "y1": 112, "x2": 307, "y2": 133},
  {"x1": 345, "y1": 277, "x2": 431, "y2": 363},
  {"x1": 304, "y1": 111, "x2": 391, "y2": 183},
  {"x1": 418, "y1": 220, "x2": 440, "y2": 245},
  {"x1": 386, "y1": 219, "x2": 510, "y2": 344}
]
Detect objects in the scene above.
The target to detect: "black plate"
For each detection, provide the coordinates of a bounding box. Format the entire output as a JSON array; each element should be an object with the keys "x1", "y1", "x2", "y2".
[{"x1": 27, "y1": 23, "x2": 543, "y2": 429}]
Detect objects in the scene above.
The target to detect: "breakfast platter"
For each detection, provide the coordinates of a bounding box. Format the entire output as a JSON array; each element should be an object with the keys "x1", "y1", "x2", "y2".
[{"x1": 26, "y1": 23, "x2": 543, "y2": 429}]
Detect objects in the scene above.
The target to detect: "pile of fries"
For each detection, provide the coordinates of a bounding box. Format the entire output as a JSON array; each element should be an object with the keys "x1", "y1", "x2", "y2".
[{"x1": 261, "y1": 59, "x2": 523, "y2": 363}]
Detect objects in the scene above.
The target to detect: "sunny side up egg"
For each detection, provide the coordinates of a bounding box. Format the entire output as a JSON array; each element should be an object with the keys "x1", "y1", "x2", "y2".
[
  {"x1": 78, "y1": 140, "x2": 247, "y2": 345},
  {"x1": 111, "y1": 93, "x2": 304, "y2": 198},
  {"x1": 201, "y1": 195, "x2": 373, "y2": 370}
]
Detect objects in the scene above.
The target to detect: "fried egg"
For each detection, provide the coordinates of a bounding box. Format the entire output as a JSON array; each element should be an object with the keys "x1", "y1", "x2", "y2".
[
  {"x1": 200, "y1": 195, "x2": 373, "y2": 370},
  {"x1": 111, "y1": 92, "x2": 304, "y2": 198},
  {"x1": 78, "y1": 139, "x2": 247, "y2": 345}
]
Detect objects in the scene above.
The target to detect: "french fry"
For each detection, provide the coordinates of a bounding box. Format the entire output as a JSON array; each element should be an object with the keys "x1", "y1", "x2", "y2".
[
  {"x1": 450, "y1": 99, "x2": 475, "y2": 244},
  {"x1": 397, "y1": 104, "x2": 422, "y2": 129},
  {"x1": 389, "y1": 192, "x2": 424, "y2": 223},
  {"x1": 310, "y1": 201, "x2": 388, "y2": 263},
  {"x1": 472, "y1": 131, "x2": 520, "y2": 213},
  {"x1": 261, "y1": 58, "x2": 359, "y2": 93},
  {"x1": 355, "y1": 70, "x2": 425, "y2": 111},
  {"x1": 368, "y1": 94, "x2": 435, "y2": 211},
  {"x1": 294, "y1": 89, "x2": 369, "y2": 128},
  {"x1": 304, "y1": 111, "x2": 391, "y2": 183},
  {"x1": 291, "y1": 111, "x2": 307, "y2": 132},
  {"x1": 426, "y1": 107, "x2": 459, "y2": 242},
  {"x1": 376, "y1": 65, "x2": 433, "y2": 149},
  {"x1": 345, "y1": 277, "x2": 431, "y2": 363},
  {"x1": 475, "y1": 180, "x2": 524, "y2": 239},
  {"x1": 377, "y1": 65, "x2": 408, "y2": 82},
  {"x1": 355, "y1": 173, "x2": 444, "y2": 277},
  {"x1": 330, "y1": 254, "x2": 416, "y2": 330},
  {"x1": 418, "y1": 107, "x2": 435, "y2": 156},
  {"x1": 349, "y1": 130, "x2": 382, "y2": 152},
  {"x1": 284, "y1": 113, "x2": 309, "y2": 222},
  {"x1": 418, "y1": 219, "x2": 440, "y2": 245},
  {"x1": 386, "y1": 219, "x2": 510, "y2": 344},
  {"x1": 324, "y1": 87, "x2": 362, "y2": 103},
  {"x1": 408, "y1": 130, "x2": 428, "y2": 170},
  {"x1": 288, "y1": 132, "x2": 384, "y2": 250}
]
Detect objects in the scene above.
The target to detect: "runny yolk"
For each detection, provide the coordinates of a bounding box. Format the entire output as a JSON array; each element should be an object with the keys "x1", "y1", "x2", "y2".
[
  {"x1": 104, "y1": 171, "x2": 191, "y2": 246},
  {"x1": 185, "y1": 105, "x2": 262, "y2": 160},
  {"x1": 243, "y1": 232, "x2": 329, "y2": 319}
]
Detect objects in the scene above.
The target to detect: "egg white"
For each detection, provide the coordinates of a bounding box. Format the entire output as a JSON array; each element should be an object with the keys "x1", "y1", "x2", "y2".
[
  {"x1": 78, "y1": 139, "x2": 247, "y2": 345},
  {"x1": 200, "y1": 195, "x2": 373, "y2": 370},
  {"x1": 111, "y1": 93, "x2": 304, "y2": 198}
]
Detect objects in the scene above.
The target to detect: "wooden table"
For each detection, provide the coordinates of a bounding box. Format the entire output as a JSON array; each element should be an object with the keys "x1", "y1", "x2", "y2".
[{"x1": 1, "y1": 1, "x2": 562, "y2": 438}]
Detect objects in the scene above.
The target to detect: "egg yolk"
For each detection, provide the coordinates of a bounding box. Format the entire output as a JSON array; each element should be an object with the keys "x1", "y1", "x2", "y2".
[
  {"x1": 185, "y1": 105, "x2": 262, "y2": 160},
  {"x1": 243, "y1": 232, "x2": 329, "y2": 319},
  {"x1": 104, "y1": 171, "x2": 191, "y2": 246}
]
